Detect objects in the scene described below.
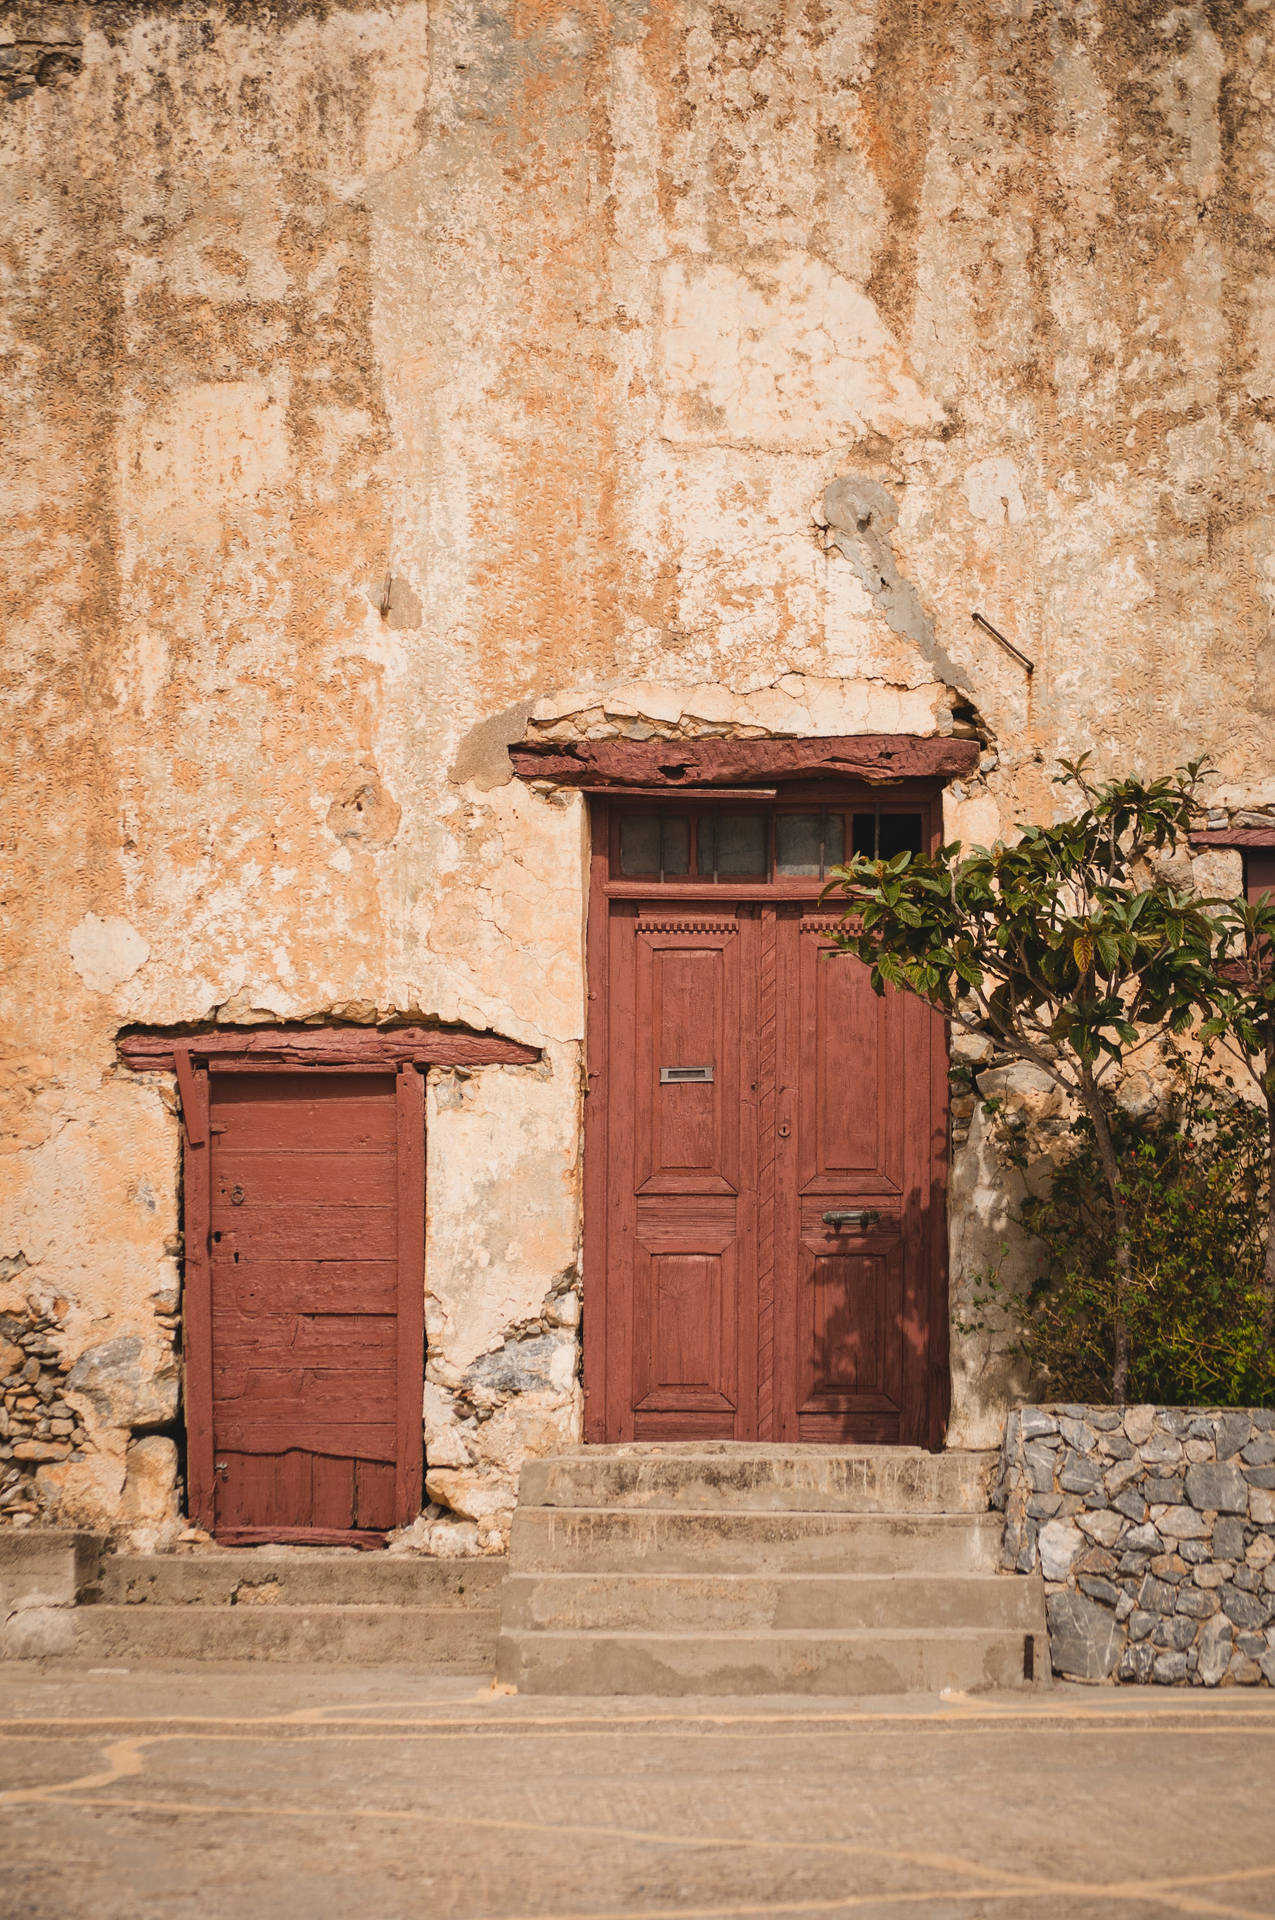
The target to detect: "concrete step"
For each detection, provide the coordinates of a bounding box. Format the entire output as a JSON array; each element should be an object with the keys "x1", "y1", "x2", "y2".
[
  {"x1": 521, "y1": 1446, "x2": 995, "y2": 1515},
  {"x1": 1, "y1": 1529, "x2": 105, "y2": 1658},
  {"x1": 74, "y1": 1602, "x2": 500, "y2": 1668},
  {"x1": 509, "y1": 1507, "x2": 1004, "y2": 1575},
  {"x1": 501, "y1": 1570, "x2": 1044, "y2": 1634},
  {"x1": 93, "y1": 1550, "x2": 504, "y2": 1610},
  {"x1": 496, "y1": 1625, "x2": 1044, "y2": 1696}
]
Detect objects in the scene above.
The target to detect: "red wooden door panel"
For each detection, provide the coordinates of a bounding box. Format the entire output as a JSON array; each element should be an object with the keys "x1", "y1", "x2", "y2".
[
  {"x1": 605, "y1": 907, "x2": 758, "y2": 1439},
  {"x1": 196, "y1": 1068, "x2": 423, "y2": 1543},
  {"x1": 772, "y1": 911, "x2": 920, "y2": 1441}
]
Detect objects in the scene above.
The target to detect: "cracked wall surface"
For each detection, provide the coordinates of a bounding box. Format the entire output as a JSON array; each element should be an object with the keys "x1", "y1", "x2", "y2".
[{"x1": 4, "y1": 0, "x2": 1275, "y2": 1541}]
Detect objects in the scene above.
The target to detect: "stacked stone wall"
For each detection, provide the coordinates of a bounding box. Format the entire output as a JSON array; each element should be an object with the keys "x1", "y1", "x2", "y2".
[
  {"x1": 996, "y1": 1406, "x2": 1275, "y2": 1687},
  {"x1": 0, "y1": 1306, "x2": 91, "y2": 1521}
]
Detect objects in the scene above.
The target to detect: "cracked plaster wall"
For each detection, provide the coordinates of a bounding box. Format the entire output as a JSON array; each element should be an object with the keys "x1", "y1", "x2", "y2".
[{"x1": 3, "y1": 0, "x2": 1275, "y2": 1540}]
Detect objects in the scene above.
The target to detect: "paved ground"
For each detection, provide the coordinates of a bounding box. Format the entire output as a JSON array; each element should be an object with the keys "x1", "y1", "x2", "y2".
[{"x1": 0, "y1": 1666, "x2": 1273, "y2": 1919}]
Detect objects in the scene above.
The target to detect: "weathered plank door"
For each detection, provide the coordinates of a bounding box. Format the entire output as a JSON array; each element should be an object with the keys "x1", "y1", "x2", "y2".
[
  {"x1": 188, "y1": 1067, "x2": 424, "y2": 1544},
  {"x1": 585, "y1": 794, "x2": 948, "y2": 1448}
]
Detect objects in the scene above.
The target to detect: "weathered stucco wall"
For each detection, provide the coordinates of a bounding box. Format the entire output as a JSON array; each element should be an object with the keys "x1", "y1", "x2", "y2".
[{"x1": 3, "y1": 0, "x2": 1275, "y2": 1542}]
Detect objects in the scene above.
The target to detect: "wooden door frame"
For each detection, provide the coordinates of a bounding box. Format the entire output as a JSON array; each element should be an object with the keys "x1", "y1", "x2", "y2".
[
  {"x1": 580, "y1": 775, "x2": 962, "y2": 1449},
  {"x1": 118, "y1": 1024, "x2": 540, "y2": 1532}
]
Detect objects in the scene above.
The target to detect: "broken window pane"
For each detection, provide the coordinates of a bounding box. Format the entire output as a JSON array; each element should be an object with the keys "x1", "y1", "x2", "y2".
[
  {"x1": 850, "y1": 812, "x2": 923, "y2": 861},
  {"x1": 878, "y1": 813, "x2": 924, "y2": 859}
]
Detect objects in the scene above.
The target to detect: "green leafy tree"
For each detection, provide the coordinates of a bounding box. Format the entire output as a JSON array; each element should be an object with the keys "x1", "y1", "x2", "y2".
[
  {"x1": 973, "y1": 1060, "x2": 1272, "y2": 1406},
  {"x1": 1205, "y1": 889, "x2": 1275, "y2": 1349},
  {"x1": 824, "y1": 760, "x2": 1218, "y2": 1401}
]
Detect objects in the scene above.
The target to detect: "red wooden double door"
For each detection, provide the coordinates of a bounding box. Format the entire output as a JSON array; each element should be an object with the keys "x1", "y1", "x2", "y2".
[{"x1": 585, "y1": 794, "x2": 949, "y2": 1448}]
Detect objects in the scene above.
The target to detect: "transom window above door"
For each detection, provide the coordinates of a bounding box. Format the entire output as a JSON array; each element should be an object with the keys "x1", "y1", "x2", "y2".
[{"x1": 614, "y1": 804, "x2": 926, "y2": 883}]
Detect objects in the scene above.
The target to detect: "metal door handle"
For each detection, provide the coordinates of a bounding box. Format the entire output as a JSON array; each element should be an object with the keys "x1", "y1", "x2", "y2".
[{"x1": 822, "y1": 1209, "x2": 880, "y2": 1229}]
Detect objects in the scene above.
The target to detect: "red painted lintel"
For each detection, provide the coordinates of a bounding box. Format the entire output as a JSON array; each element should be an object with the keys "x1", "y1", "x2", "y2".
[
  {"x1": 118, "y1": 1025, "x2": 540, "y2": 1073},
  {"x1": 509, "y1": 733, "x2": 981, "y2": 790}
]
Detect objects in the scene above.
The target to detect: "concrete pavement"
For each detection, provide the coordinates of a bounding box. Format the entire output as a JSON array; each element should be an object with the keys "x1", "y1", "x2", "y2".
[{"x1": 1, "y1": 1664, "x2": 1273, "y2": 1918}]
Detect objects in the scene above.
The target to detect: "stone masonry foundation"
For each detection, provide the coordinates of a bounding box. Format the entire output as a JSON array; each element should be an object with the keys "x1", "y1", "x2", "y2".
[{"x1": 996, "y1": 1406, "x2": 1275, "y2": 1687}]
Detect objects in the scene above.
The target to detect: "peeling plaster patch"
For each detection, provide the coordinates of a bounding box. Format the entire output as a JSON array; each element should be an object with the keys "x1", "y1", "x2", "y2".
[
  {"x1": 372, "y1": 574, "x2": 422, "y2": 630},
  {"x1": 821, "y1": 476, "x2": 971, "y2": 695},
  {"x1": 963, "y1": 458, "x2": 1027, "y2": 527},
  {"x1": 453, "y1": 698, "x2": 537, "y2": 791},
  {"x1": 325, "y1": 767, "x2": 401, "y2": 850},
  {"x1": 528, "y1": 672, "x2": 954, "y2": 742},
  {"x1": 661, "y1": 250, "x2": 942, "y2": 451},
  {"x1": 69, "y1": 915, "x2": 149, "y2": 994}
]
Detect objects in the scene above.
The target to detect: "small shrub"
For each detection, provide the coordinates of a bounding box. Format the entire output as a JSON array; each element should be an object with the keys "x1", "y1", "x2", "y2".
[{"x1": 988, "y1": 1068, "x2": 1273, "y2": 1406}]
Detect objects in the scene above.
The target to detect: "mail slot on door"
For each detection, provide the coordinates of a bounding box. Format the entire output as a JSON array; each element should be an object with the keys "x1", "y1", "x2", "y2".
[{"x1": 660, "y1": 1065, "x2": 714, "y2": 1084}]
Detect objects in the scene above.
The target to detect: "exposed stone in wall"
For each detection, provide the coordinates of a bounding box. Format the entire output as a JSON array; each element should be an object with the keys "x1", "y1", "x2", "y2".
[
  {"x1": 997, "y1": 1406, "x2": 1275, "y2": 1687},
  {"x1": 0, "y1": 11, "x2": 81, "y2": 105},
  {"x1": 0, "y1": 1302, "x2": 91, "y2": 1524}
]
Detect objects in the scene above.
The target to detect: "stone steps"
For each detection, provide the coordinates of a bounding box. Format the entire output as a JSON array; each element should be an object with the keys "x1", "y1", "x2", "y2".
[
  {"x1": 498, "y1": 1446, "x2": 1046, "y2": 1696},
  {"x1": 69, "y1": 1549, "x2": 504, "y2": 1669},
  {"x1": 520, "y1": 1445, "x2": 996, "y2": 1514},
  {"x1": 0, "y1": 1528, "x2": 103, "y2": 1657},
  {"x1": 93, "y1": 1549, "x2": 499, "y2": 1610},
  {"x1": 501, "y1": 1570, "x2": 1043, "y2": 1634},
  {"x1": 0, "y1": 1535, "x2": 505, "y2": 1667},
  {"x1": 74, "y1": 1601, "x2": 496, "y2": 1667},
  {"x1": 497, "y1": 1625, "x2": 1040, "y2": 1696},
  {"x1": 510, "y1": 1507, "x2": 1006, "y2": 1575}
]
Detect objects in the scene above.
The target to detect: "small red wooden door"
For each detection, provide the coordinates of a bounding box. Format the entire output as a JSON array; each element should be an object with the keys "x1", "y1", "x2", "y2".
[
  {"x1": 586, "y1": 795, "x2": 948, "y2": 1448},
  {"x1": 189, "y1": 1066, "x2": 424, "y2": 1544}
]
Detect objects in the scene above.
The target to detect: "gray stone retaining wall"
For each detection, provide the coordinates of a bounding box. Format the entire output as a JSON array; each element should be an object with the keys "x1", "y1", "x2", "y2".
[{"x1": 995, "y1": 1406, "x2": 1275, "y2": 1686}]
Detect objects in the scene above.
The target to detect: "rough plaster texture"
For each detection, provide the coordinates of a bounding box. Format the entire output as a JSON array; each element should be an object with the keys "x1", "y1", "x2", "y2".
[{"x1": 3, "y1": 0, "x2": 1275, "y2": 1541}]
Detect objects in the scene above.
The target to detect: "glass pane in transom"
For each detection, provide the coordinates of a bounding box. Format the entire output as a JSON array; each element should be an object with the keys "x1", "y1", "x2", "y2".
[
  {"x1": 660, "y1": 815, "x2": 691, "y2": 875},
  {"x1": 851, "y1": 812, "x2": 924, "y2": 861},
  {"x1": 619, "y1": 815, "x2": 691, "y2": 877},
  {"x1": 776, "y1": 813, "x2": 822, "y2": 876},
  {"x1": 702, "y1": 813, "x2": 767, "y2": 877},
  {"x1": 878, "y1": 813, "x2": 924, "y2": 859},
  {"x1": 619, "y1": 815, "x2": 660, "y2": 875}
]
